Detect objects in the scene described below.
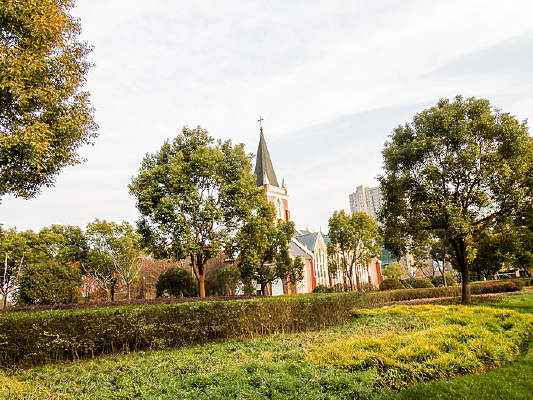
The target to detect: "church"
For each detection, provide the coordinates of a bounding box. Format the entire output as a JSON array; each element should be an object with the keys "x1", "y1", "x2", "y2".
[{"x1": 253, "y1": 122, "x2": 383, "y2": 295}]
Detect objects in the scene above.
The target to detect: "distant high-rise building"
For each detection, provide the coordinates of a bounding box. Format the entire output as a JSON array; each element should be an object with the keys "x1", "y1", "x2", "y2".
[{"x1": 349, "y1": 185, "x2": 382, "y2": 220}]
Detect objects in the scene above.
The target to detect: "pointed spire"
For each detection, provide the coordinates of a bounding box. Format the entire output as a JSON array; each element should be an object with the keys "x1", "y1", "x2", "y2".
[
  {"x1": 254, "y1": 120, "x2": 279, "y2": 187},
  {"x1": 282, "y1": 177, "x2": 286, "y2": 189}
]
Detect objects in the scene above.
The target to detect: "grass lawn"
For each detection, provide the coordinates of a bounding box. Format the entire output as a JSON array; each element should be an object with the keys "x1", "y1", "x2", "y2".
[{"x1": 1, "y1": 294, "x2": 532, "y2": 399}]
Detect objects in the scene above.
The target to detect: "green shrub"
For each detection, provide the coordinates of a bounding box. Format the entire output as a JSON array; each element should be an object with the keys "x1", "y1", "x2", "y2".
[
  {"x1": 473, "y1": 280, "x2": 521, "y2": 294},
  {"x1": 405, "y1": 278, "x2": 434, "y2": 289},
  {"x1": 17, "y1": 261, "x2": 81, "y2": 306},
  {"x1": 431, "y1": 274, "x2": 457, "y2": 287},
  {"x1": 382, "y1": 262, "x2": 407, "y2": 279},
  {"x1": 312, "y1": 284, "x2": 333, "y2": 293},
  {"x1": 155, "y1": 267, "x2": 198, "y2": 298},
  {"x1": 399, "y1": 279, "x2": 412, "y2": 289},
  {"x1": 379, "y1": 278, "x2": 405, "y2": 291}
]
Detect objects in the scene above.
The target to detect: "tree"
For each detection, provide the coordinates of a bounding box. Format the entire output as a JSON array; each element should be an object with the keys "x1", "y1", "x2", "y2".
[
  {"x1": 380, "y1": 96, "x2": 533, "y2": 303},
  {"x1": 212, "y1": 265, "x2": 242, "y2": 296},
  {"x1": 287, "y1": 255, "x2": 305, "y2": 293},
  {"x1": 232, "y1": 203, "x2": 297, "y2": 295},
  {"x1": 85, "y1": 219, "x2": 143, "y2": 301},
  {"x1": 382, "y1": 262, "x2": 406, "y2": 279},
  {"x1": 0, "y1": 0, "x2": 97, "y2": 199},
  {"x1": 17, "y1": 260, "x2": 81, "y2": 305},
  {"x1": 129, "y1": 126, "x2": 263, "y2": 297},
  {"x1": 0, "y1": 228, "x2": 29, "y2": 307},
  {"x1": 327, "y1": 210, "x2": 382, "y2": 291},
  {"x1": 155, "y1": 267, "x2": 198, "y2": 298}
]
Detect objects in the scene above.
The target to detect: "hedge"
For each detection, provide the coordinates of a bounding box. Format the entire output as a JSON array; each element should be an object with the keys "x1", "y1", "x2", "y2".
[
  {"x1": 0, "y1": 280, "x2": 526, "y2": 367},
  {"x1": 0, "y1": 293, "x2": 363, "y2": 367}
]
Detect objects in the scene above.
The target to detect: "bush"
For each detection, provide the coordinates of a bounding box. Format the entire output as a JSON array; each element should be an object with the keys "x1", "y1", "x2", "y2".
[
  {"x1": 156, "y1": 268, "x2": 198, "y2": 298},
  {"x1": 405, "y1": 278, "x2": 435, "y2": 289},
  {"x1": 17, "y1": 261, "x2": 81, "y2": 306},
  {"x1": 431, "y1": 274, "x2": 457, "y2": 287},
  {"x1": 473, "y1": 280, "x2": 521, "y2": 294},
  {"x1": 379, "y1": 278, "x2": 405, "y2": 291},
  {"x1": 312, "y1": 284, "x2": 333, "y2": 293},
  {"x1": 382, "y1": 262, "x2": 407, "y2": 279}
]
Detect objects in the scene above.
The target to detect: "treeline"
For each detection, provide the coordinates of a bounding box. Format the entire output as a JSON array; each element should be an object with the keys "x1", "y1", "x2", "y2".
[{"x1": 0, "y1": 220, "x2": 229, "y2": 308}]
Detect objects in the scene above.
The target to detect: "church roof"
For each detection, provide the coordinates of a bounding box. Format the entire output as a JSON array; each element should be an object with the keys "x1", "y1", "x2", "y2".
[
  {"x1": 295, "y1": 232, "x2": 319, "y2": 252},
  {"x1": 289, "y1": 241, "x2": 313, "y2": 259},
  {"x1": 254, "y1": 128, "x2": 279, "y2": 187}
]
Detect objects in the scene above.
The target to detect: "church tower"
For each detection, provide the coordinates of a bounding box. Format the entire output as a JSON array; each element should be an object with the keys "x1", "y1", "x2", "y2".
[{"x1": 254, "y1": 120, "x2": 290, "y2": 222}]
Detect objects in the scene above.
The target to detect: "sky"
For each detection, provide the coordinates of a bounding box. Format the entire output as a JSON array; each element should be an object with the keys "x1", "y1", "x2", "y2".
[{"x1": 2, "y1": 0, "x2": 533, "y2": 233}]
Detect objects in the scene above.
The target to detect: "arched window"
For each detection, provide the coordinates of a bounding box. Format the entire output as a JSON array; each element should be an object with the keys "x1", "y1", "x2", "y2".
[{"x1": 276, "y1": 198, "x2": 283, "y2": 220}]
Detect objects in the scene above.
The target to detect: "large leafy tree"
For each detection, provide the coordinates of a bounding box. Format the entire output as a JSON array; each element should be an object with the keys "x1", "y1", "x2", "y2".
[
  {"x1": 327, "y1": 210, "x2": 381, "y2": 291},
  {"x1": 232, "y1": 203, "x2": 298, "y2": 295},
  {"x1": 0, "y1": 0, "x2": 97, "y2": 199},
  {"x1": 129, "y1": 126, "x2": 263, "y2": 297},
  {"x1": 380, "y1": 96, "x2": 533, "y2": 303}
]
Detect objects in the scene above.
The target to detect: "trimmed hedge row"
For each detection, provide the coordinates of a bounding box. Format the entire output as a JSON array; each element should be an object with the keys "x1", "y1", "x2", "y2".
[
  {"x1": 0, "y1": 280, "x2": 526, "y2": 367},
  {"x1": 0, "y1": 293, "x2": 362, "y2": 367}
]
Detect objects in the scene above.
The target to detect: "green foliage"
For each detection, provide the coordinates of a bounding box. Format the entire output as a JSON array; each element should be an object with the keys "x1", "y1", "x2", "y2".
[
  {"x1": 17, "y1": 260, "x2": 81, "y2": 305},
  {"x1": 129, "y1": 126, "x2": 263, "y2": 297},
  {"x1": 288, "y1": 255, "x2": 305, "y2": 292},
  {"x1": 312, "y1": 284, "x2": 333, "y2": 293},
  {"x1": 379, "y1": 278, "x2": 406, "y2": 291},
  {"x1": 212, "y1": 265, "x2": 242, "y2": 295},
  {"x1": 0, "y1": 228, "x2": 29, "y2": 308},
  {"x1": 233, "y1": 202, "x2": 297, "y2": 295},
  {"x1": 404, "y1": 278, "x2": 434, "y2": 289},
  {"x1": 327, "y1": 210, "x2": 382, "y2": 291},
  {"x1": 382, "y1": 262, "x2": 406, "y2": 279},
  {"x1": 431, "y1": 274, "x2": 457, "y2": 287},
  {"x1": 1, "y1": 225, "x2": 88, "y2": 308},
  {"x1": 0, "y1": 0, "x2": 97, "y2": 199},
  {"x1": 473, "y1": 280, "x2": 521, "y2": 294},
  {"x1": 155, "y1": 267, "x2": 198, "y2": 298},
  {"x1": 380, "y1": 96, "x2": 533, "y2": 303}
]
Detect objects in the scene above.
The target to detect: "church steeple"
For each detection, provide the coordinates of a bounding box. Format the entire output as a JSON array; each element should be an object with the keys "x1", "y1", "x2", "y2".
[{"x1": 254, "y1": 120, "x2": 279, "y2": 188}]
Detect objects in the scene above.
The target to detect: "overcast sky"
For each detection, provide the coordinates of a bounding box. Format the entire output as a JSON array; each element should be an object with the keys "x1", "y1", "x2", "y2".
[{"x1": 2, "y1": 0, "x2": 533, "y2": 232}]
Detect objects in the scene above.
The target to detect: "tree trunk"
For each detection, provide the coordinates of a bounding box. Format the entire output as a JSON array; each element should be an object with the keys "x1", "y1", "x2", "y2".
[
  {"x1": 198, "y1": 273, "x2": 206, "y2": 297},
  {"x1": 452, "y1": 238, "x2": 471, "y2": 304},
  {"x1": 110, "y1": 282, "x2": 116, "y2": 301}
]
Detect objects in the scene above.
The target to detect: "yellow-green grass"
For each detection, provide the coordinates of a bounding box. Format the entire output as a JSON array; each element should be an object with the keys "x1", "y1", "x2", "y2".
[
  {"x1": 2, "y1": 295, "x2": 532, "y2": 399},
  {"x1": 304, "y1": 303, "x2": 533, "y2": 390}
]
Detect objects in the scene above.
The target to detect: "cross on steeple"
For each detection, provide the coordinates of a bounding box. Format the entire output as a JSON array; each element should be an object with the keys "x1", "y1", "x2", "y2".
[{"x1": 257, "y1": 115, "x2": 264, "y2": 131}]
